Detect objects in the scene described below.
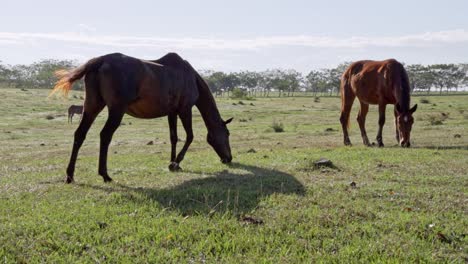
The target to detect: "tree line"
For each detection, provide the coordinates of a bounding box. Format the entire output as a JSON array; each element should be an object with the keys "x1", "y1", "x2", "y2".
[{"x1": 1, "y1": 59, "x2": 467, "y2": 96}]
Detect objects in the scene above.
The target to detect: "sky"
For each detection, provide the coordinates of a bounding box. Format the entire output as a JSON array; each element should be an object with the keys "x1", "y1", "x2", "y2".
[{"x1": 1, "y1": 0, "x2": 468, "y2": 72}]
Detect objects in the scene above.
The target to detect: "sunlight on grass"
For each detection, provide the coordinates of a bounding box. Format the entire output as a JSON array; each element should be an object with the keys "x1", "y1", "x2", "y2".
[{"x1": 0, "y1": 88, "x2": 467, "y2": 262}]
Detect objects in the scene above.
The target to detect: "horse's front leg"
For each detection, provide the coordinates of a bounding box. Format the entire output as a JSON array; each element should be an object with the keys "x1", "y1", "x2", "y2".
[
  {"x1": 167, "y1": 113, "x2": 181, "y2": 171},
  {"x1": 376, "y1": 104, "x2": 386, "y2": 147},
  {"x1": 169, "y1": 110, "x2": 193, "y2": 171},
  {"x1": 394, "y1": 107, "x2": 400, "y2": 143}
]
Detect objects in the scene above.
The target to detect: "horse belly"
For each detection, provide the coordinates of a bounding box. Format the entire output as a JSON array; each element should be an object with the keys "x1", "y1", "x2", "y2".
[
  {"x1": 126, "y1": 98, "x2": 169, "y2": 118},
  {"x1": 351, "y1": 84, "x2": 379, "y2": 104},
  {"x1": 357, "y1": 94, "x2": 379, "y2": 105}
]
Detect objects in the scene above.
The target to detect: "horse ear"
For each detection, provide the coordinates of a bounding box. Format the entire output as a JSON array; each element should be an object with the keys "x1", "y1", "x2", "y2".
[
  {"x1": 224, "y1": 118, "x2": 233, "y2": 125},
  {"x1": 395, "y1": 103, "x2": 402, "y2": 113},
  {"x1": 410, "y1": 104, "x2": 418, "y2": 113}
]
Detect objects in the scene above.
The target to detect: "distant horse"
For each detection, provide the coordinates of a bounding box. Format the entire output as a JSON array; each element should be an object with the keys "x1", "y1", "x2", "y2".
[
  {"x1": 68, "y1": 105, "x2": 83, "y2": 123},
  {"x1": 51, "y1": 53, "x2": 233, "y2": 183},
  {"x1": 340, "y1": 59, "x2": 417, "y2": 147}
]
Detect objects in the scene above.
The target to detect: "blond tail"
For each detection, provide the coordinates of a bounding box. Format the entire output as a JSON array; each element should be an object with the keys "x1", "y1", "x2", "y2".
[
  {"x1": 49, "y1": 56, "x2": 104, "y2": 98},
  {"x1": 49, "y1": 70, "x2": 74, "y2": 98}
]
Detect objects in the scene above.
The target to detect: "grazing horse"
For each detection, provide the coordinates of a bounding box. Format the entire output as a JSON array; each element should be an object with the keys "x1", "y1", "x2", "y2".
[
  {"x1": 51, "y1": 52, "x2": 233, "y2": 183},
  {"x1": 339, "y1": 59, "x2": 417, "y2": 148},
  {"x1": 67, "y1": 104, "x2": 83, "y2": 123}
]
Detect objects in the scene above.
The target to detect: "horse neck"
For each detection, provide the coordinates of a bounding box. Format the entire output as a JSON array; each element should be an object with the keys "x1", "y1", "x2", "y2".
[
  {"x1": 395, "y1": 68, "x2": 411, "y2": 112},
  {"x1": 195, "y1": 92, "x2": 224, "y2": 132},
  {"x1": 398, "y1": 90, "x2": 410, "y2": 112},
  {"x1": 398, "y1": 81, "x2": 410, "y2": 112}
]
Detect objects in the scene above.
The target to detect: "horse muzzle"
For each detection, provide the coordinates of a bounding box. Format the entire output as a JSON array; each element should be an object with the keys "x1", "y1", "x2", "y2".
[
  {"x1": 221, "y1": 156, "x2": 232, "y2": 164},
  {"x1": 400, "y1": 141, "x2": 411, "y2": 148}
]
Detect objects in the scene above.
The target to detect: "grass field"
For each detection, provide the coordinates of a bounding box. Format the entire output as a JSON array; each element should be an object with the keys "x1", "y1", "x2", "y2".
[{"x1": 0, "y1": 88, "x2": 467, "y2": 263}]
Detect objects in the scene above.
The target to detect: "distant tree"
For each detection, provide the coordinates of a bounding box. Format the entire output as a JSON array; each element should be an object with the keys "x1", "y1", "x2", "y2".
[
  {"x1": 237, "y1": 71, "x2": 259, "y2": 96},
  {"x1": 0, "y1": 62, "x2": 8, "y2": 86},
  {"x1": 284, "y1": 69, "x2": 302, "y2": 96},
  {"x1": 30, "y1": 59, "x2": 78, "y2": 89},
  {"x1": 0, "y1": 59, "x2": 79, "y2": 89},
  {"x1": 406, "y1": 64, "x2": 435, "y2": 94},
  {"x1": 2, "y1": 59, "x2": 468, "y2": 97},
  {"x1": 430, "y1": 64, "x2": 465, "y2": 94},
  {"x1": 257, "y1": 71, "x2": 271, "y2": 97},
  {"x1": 461, "y1": 64, "x2": 468, "y2": 88},
  {"x1": 329, "y1": 62, "x2": 351, "y2": 96},
  {"x1": 305, "y1": 70, "x2": 327, "y2": 96}
]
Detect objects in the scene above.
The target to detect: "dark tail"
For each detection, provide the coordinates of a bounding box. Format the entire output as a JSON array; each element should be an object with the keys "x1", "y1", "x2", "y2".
[
  {"x1": 340, "y1": 70, "x2": 351, "y2": 129},
  {"x1": 49, "y1": 56, "x2": 104, "y2": 97}
]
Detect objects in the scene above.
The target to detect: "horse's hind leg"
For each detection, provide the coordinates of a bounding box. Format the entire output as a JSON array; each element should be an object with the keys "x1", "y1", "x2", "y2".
[
  {"x1": 66, "y1": 104, "x2": 103, "y2": 183},
  {"x1": 98, "y1": 106, "x2": 125, "y2": 182},
  {"x1": 357, "y1": 102, "x2": 371, "y2": 146},
  {"x1": 376, "y1": 103, "x2": 386, "y2": 147},
  {"x1": 340, "y1": 93, "x2": 355, "y2": 146}
]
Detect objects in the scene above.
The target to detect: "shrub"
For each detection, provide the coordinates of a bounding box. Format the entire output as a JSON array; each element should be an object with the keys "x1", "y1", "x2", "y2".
[
  {"x1": 270, "y1": 120, "x2": 284, "y2": 132},
  {"x1": 420, "y1": 98, "x2": 430, "y2": 104},
  {"x1": 231, "y1": 88, "x2": 248, "y2": 99},
  {"x1": 427, "y1": 113, "x2": 448, "y2": 125}
]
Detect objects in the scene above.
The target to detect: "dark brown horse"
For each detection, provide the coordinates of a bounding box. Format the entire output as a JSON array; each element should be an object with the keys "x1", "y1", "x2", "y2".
[
  {"x1": 68, "y1": 104, "x2": 83, "y2": 123},
  {"x1": 51, "y1": 52, "x2": 233, "y2": 183},
  {"x1": 340, "y1": 59, "x2": 417, "y2": 148}
]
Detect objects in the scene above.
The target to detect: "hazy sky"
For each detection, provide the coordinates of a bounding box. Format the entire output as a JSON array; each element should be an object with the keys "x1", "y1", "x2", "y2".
[{"x1": 1, "y1": 0, "x2": 468, "y2": 72}]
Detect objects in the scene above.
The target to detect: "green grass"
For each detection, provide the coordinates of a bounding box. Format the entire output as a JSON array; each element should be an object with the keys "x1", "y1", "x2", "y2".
[{"x1": 0, "y1": 88, "x2": 467, "y2": 263}]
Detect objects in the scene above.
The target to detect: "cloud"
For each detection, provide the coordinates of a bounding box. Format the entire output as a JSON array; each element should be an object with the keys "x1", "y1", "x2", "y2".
[
  {"x1": 1, "y1": 29, "x2": 468, "y2": 51},
  {"x1": 78, "y1": 23, "x2": 97, "y2": 33}
]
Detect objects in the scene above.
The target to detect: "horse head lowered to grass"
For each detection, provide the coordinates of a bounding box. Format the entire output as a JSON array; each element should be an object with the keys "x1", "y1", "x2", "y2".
[{"x1": 51, "y1": 52, "x2": 233, "y2": 183}]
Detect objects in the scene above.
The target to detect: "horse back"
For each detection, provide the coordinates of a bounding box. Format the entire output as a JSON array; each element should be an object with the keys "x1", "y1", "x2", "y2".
[
  {"x1": 94, "y1": 53, "x2": 199, "y2": 118},
  {"x1": 347, "y1": 59, "x2": 402, "y2": 105}
]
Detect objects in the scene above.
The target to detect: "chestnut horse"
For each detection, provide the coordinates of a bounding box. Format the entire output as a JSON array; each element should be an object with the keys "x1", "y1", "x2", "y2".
[
  {"x1": 339, "y1": 59, "x2": 417, "y2": 148},
  {"x1": 52, "y1": 53, "x2": 233, "y2": 183}
]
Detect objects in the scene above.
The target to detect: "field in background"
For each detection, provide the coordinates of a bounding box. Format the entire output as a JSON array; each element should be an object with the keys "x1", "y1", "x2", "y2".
[{"x1": 0, "y1": 88, "x2": 467, "y2": 262}]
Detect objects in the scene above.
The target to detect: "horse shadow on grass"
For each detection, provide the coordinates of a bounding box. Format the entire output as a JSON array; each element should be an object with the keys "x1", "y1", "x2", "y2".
[{"x1": 77, "y1": 162, "x2": 305, "y2": 216}]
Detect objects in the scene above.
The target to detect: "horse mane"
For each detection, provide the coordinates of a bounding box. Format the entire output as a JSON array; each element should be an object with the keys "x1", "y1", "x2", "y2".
[
  {"x1": 389, "y1": 61, "x2": 411, "y2": 112},
  {"x1": 194, "y1": 70, "x2": 225, "y2": 127},
  {"x1": 399, "y1": 65, "x2": 411, "y2": 112},
  {"x1": 152, "y1": 52, "x2": 224, "y2": 127}
]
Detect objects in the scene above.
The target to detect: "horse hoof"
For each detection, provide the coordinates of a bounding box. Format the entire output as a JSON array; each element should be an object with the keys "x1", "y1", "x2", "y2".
[
  {"x1": 344, "y1": 141, "x2": 352, "y2": 146},
  {"x1": 169, "y1": 162, "x2": 182, "y2": 172},
  {"x1": 103, "y1": 176, "x2": 113, "y2": 183},
  {"x1": 65, "y1": 176, "x2": 74, "y2": 184},
  {"x1": 378, "y1": 143, "x2": 385, "y2": 148}
]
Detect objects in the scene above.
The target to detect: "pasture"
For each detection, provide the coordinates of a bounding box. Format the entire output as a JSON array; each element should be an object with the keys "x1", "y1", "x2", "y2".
[{"x1": 0, "y1": 88, "x2": 467, "y2": 262}]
